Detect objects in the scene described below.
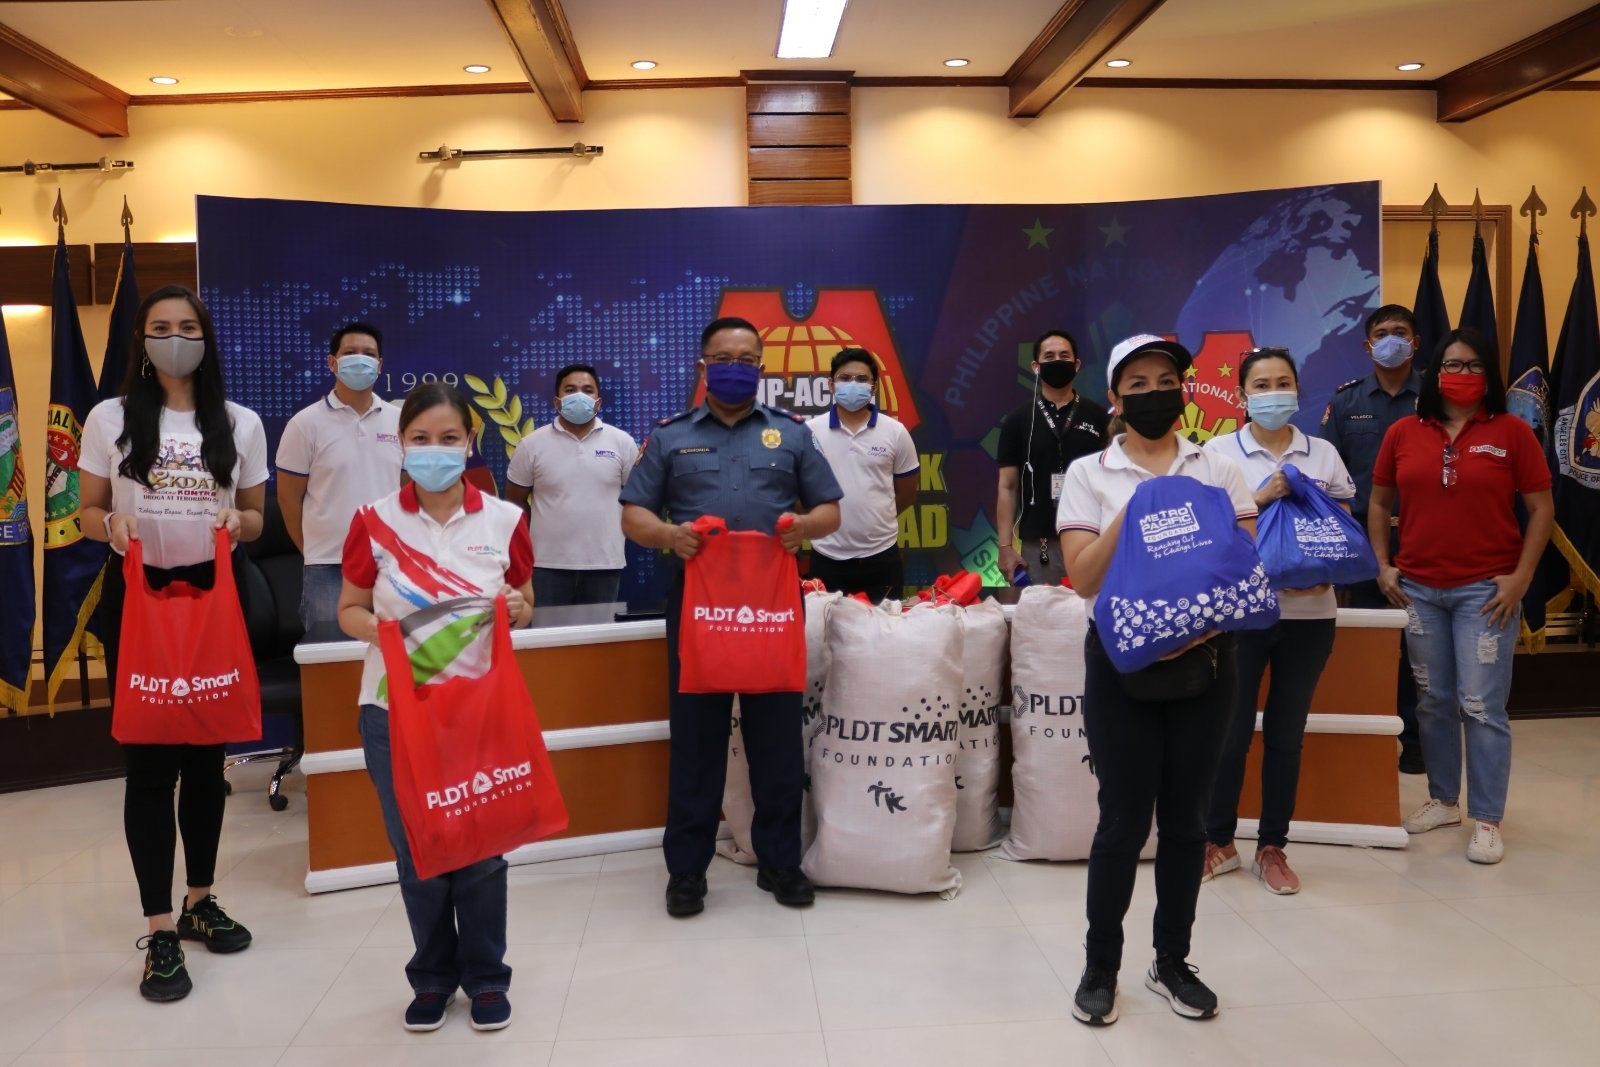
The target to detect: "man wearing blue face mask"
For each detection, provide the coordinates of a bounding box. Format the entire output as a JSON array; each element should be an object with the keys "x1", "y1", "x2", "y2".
[
  {"x1": 1319, "y1": 303, "x2": 1425, "y2": 773},
  {"x1": 803, "y1": 348, "x2": 919, "y2": 602},
  {"x1": 504, "y1": 364, "x2": 638, "y2": 606},
  {"x1": 277, "y1": 321, "x2": 402, "y2": 632}
]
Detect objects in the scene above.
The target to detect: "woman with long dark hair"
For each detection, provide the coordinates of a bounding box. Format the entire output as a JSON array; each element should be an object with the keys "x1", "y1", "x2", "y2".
[
  {"x1": 1369, "y1": 326, "x2": 1552, "y2": 865},
  {"x1": 1203, "y1": 347, "x2": 1357, "y2": 895},
  {"x1": 80, "y1": 285, "x2": 269, "y2": 1001}
]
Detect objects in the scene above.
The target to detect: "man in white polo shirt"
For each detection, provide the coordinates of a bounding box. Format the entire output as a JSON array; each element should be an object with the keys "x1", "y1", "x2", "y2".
[
  {"x1": 505, "y1": 363, "x2": 639, "y2": 606},
  {"x1": 805, "y1": 348, "x2": 919, "y2": 602},
  {"x1": 276, "y1": 321, "x2": 402, "y2": 631}
]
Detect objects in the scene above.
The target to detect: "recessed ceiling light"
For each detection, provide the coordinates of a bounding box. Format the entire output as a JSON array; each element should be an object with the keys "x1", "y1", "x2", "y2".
[
  {"x1": 776, "y1": 0, "x2": 849, "y2": 60},
  {"x1": 1105, "y1": 58, "x2": 1132, "y2": 69},
  {"x1": 463, "y1": 64, "x2": 491, "y2": 74},
  {"x1": 149, "y1": 76, "x2": 179, "y2": 85},
  {"x1": 944, "y1": 58, "x2": 969, "y2": 68},
  {"x1": 631, "y1": 60, "x2": 658, "y2": 70},
  {"x1": 1397, "y1": 62, "x2": 1424, "y2": 71}
]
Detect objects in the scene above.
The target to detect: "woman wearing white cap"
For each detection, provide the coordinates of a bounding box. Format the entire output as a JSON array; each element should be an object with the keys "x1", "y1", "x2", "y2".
[{"x1": 1056, "y1": 334, "x2": 1258, "y2": 1026}]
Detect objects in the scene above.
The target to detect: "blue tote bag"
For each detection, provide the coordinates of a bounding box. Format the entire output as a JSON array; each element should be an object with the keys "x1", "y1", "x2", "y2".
[
  {"x1": 1093, "y1": 475, "x2": 1279, "y2": 674},
  {"x1": 1254, "y1": 463, "x2": 1379, "y2": 589}
]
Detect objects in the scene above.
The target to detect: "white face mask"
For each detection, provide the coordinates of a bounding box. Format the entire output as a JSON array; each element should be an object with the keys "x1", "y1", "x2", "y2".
[{"x1": 144, "y1": 335, "x2": 206, "y2": 378}]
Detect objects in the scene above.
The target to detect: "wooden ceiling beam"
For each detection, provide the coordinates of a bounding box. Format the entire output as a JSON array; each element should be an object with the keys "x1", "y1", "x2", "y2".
[
  {"x1": 1006, "y1": 0, "x2": 1168, "y2": 118},
  {"x1": 483, "y1": 0, "x2": 587, "y2": 123},
  {"x1": 1436, "y1": 3, "x2": 1600, "y2": 122},
  {"x1": 0, "y1": 20, "x2": 129, "y2": 136}
]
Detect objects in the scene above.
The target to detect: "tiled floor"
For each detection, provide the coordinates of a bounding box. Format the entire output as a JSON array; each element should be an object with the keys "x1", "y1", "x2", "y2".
[{"x1": 3, "y1": 717, "x2": 1599, "y2": 1066}]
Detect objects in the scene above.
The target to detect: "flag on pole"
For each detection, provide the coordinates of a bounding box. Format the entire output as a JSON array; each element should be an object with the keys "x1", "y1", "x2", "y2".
[
  {"x1": 1459, "y1": 229, "x2": 1498, "y2": 348},
  {"x1": 97, "y1": 235, "x2": 139, "y2": 401},
  {"x1": 1547, "y1": 226, "x2": 1600, "y2": 614},
  {"x1": 1412, "y1": 226, "x2": 1451, "y2": 372},
  {"x1": 42, "y1": 225, "x2": 109, "y2": 710},
  {"x1": 0, "y1": 302, "x2": 35, "y2": 712}
]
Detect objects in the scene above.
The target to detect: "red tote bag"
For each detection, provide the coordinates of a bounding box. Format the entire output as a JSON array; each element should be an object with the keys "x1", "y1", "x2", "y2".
[
  {"x1": 379, "y1": 596, "x2": 568, "y2": 880},
  {"x1": 678, "y1": 516, "x2": 805, "y2": 694},
  {"x1": 112, "y1": 527, "x2": 262, "y2": 746}
]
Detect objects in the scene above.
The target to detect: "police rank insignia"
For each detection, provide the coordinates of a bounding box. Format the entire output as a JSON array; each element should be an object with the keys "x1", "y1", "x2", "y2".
[{"x1": 761, "y1": 428, "x2": 782, "y2": 449}]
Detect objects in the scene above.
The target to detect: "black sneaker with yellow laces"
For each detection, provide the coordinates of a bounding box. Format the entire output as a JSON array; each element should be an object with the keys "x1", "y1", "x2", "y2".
[
  {"x1": 137, "y1": 930, "x2": 192, "y2": 1002},
  {"x1": 176, "y1": 894, "x2": 253, "y2": 954}
]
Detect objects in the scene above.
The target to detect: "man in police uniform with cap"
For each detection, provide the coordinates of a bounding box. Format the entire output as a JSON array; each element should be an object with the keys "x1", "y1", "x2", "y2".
[
  {"x1": 621, "y1": 315, "x2": 843, "y2": 917},
  {"x1": 1319, "y1": 302, "x2": 1425, "y2": 774}
]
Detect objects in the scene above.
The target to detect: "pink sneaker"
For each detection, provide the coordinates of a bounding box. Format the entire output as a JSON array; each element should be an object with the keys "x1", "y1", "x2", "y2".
[
  {"x1": 1201, "y1": 842, "x2": 1239, "y2": 883},
  {"x1": 1253, "y1": 846, "x2": 1301, "y2": 895}
]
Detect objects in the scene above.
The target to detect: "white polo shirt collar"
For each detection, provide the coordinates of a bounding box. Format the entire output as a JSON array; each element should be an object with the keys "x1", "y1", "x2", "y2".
[
  {"x1": 827, "y1": 404, "x2": 879, "y2": 431},
  {"x1": 1235, "y1": 423, "x2": 1310, "y2": 460},
  {"x1": 1099, "y1": 431, "x2": 1207, "y2": 476}
]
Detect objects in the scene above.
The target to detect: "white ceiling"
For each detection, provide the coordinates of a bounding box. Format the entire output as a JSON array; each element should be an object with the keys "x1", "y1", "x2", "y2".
[{"x1": 0, "y1": 0, "x2": 1595, "y2": 98}]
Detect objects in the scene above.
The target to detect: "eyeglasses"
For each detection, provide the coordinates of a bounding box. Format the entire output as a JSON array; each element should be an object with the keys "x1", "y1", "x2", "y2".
[
  {"x1": 1242, "y1": 346, "x2": 1292, "y2": 359},
  {"x1": 833, "y1": 373, "x2": 874, "y2": 383},
  {"x1": 703, "y1": 353, "x2": 761, "y2": 366},
  {"x1": 1439, "y1": 360, "x2": 1486, "y2": 375},
  {"x1": 1037, "y1": 354, "x2": 1078, "y2": 364},
  {"x1": 1442, "y1": 445, "x2": 1459, "y2": 488}
]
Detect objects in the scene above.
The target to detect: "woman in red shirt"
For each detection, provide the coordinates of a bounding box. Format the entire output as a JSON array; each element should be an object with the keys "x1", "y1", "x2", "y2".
[{"x1": 1368, "y1": 327, "x2": 1552, "y2": 865}]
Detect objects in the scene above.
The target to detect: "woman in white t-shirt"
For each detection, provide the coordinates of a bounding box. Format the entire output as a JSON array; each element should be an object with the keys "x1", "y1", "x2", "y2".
[
  {"x1": 1055, "y1": 335, "x2": 1258, "y2": 1028},
  {"x1": 79, "y1": 285, "x2": 269, "y2": 1004},
  {"x1": 1201, "y1": 348, "x2": 1357, "y2": 898}
]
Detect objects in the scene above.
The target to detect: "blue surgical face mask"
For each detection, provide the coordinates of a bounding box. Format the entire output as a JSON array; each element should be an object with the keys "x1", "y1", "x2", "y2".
[
  {"x1": 1370, "y1": 334, "x2": 1414, "y2": 369},
  {"x1": 1246, "y1": 390, "x2": 1299, "y2": 431},
  {"x1": 834, "y1": 381, "x2": 874, "y2": 412},
  {"x1": 704, "y1": 361, "x2": 761, "y2": 405},
  {"x1": 335, "y1": 354, "x2": 380, "y2": 392},
  {"x1": 560, "y1": 392, "x2": 597, "y2": 425},
  {"x1": 402, "y1": 445, "x2": 467, "y2": 493}
]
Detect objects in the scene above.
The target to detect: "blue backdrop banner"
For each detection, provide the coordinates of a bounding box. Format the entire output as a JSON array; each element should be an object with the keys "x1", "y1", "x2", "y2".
[{"x1": 197, "y1": 182, "x2": 1381, "y2": 598}]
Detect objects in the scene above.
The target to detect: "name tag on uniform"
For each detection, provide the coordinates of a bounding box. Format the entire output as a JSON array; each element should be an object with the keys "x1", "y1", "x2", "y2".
[{"x1": 1051, "y1": 472, "x2": 1065, "y2": 500}]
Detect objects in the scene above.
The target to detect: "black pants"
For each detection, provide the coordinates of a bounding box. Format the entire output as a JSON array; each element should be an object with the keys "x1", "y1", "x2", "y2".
[
  {"x1": 663, "y1": 577, "x2": 804, "y2": 874},
  {"x1": 124, "y1": 742, "x2": 227, "y2": 916},
  {"x1": 101, "y1": 556, "x2": 229, "y2": 917},
  {"x1": 1206, "y1": 619, "x2": 1336, "y2": 850},
  {"x1": 806, "y1": 545, "x2": 904, "y2": 604},
  {"x1": 1083, "y1": 626, "x2": 1235, "y2": 971}
]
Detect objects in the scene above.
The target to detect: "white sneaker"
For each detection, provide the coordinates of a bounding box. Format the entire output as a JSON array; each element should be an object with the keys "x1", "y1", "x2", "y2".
[
  {"x1": 1403, "y1": 799, "x2": 1462, "y2": 834},
  {"x1": 1467, "y1": 822, "x2": 1504, "y2": 864}
]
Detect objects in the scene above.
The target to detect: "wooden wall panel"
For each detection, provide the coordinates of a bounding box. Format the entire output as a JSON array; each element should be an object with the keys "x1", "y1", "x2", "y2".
[
  {"x1": 748, "y1": 180, "x2": 852, "y2": 206},
  {"x1": 747, "y1": 146, "x2": 851, "y2": 180},
  {"x1": 91, "y1": 241, "x2": 197, "y2": 301},
  {"x1": 746, "y1": 77, "x2": 853, "y2": 207},
  {"x1": 746, "y1": 82, "x2": 850, "y2": 115},
  {"x1": 747, "y1": 113, "x2": 851, "y2": 147},
  {"x1": 0, "y1": 244, "x2": 92, "y2": 305}
]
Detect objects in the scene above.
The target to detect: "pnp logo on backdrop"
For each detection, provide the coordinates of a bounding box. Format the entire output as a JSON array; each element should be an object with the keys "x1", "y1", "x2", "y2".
[{"x1": 700, "y1": 289, "x2": 923, "y2": 430}]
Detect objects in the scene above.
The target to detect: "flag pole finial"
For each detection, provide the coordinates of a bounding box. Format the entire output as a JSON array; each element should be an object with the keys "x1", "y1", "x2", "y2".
[
  {"x1": 1423, "y1": 183, "x2": 1448, "y2": 233},
  {"x1": 52, "y1": 189, "x2": 67, "y2": 236},
  {"x1": 120, "y1": 195, "x2": 133, "y2": 241},
  {"x1": 1472, "y1": 189, "x2": 1484, "y2": 237},
  {"x1": 1521, "y1": 185, "x2": 1547, "y2": 224},
  {"x1": 1572, "y1": 187, "x2": 1597, "y2": 238}
]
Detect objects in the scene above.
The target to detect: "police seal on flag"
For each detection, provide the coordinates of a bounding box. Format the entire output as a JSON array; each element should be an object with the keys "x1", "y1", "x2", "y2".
[
  {"x1": 44, "y1": 403, "x2": 85, "y2": 547},
  {"x1": 1553, "y1": 370, "x2": 1600, "y2": 490},
  {"x1": 0, "y1": 387, "x2": 26, "y2": 546}
]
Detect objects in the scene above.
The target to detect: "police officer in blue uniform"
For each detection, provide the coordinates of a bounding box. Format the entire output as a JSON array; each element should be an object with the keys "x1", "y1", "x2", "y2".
[
  {"x1": 1319, "y1": 302, "x2": 1425, "y2": 774},
  {"x1": 621, "y1": 316, "x2": 843, "y2": 918}
]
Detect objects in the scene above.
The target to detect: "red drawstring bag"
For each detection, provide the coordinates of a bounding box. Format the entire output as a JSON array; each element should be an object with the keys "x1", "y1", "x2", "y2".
[
  {"x1": 910, "y1": 571, "x2": 984, "y2": 609},
  {"x1": 379, "y1": 596, "x2": 568, "y2": 880},
  {"x1": 678, "y1": 515, "x2": 805, "y2": 694},
  {"x1": 113, "y1": 528, "x2": 262, "y2": 746}
]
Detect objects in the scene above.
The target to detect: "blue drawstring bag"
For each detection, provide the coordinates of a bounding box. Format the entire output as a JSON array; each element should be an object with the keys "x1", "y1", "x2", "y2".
[
  {"x1": 1093, "y1": 475, "x2": 1279, "y2": 674},
  {"x1": 1255, "y1": 463, "x2": 1379, "y2": 589}
]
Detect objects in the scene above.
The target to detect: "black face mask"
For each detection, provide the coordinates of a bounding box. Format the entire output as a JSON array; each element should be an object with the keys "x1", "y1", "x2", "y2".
[
  {"x1": 1038, "y1": 360, "x2": 1078, "y2": 389},
  {"x1": 1118, "y1": 387, "x2": 1185, "y2": 439}
]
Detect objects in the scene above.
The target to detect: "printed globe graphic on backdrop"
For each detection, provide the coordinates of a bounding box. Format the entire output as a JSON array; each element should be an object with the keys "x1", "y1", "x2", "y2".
[
  {"x1": 1175, "y1": 185, "x2": 1381, "y2": 435},
  {"x1": 759, "y1": 324, "x2": 857, "y2": 373}
]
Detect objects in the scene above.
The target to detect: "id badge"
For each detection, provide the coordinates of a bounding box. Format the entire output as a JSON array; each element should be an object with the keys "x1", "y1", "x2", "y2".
[{"x1": 1051, "y1": 472, "x2": 1065, "y2": 500}]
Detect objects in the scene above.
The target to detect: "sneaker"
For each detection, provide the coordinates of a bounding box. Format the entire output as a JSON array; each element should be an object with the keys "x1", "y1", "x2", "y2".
[
  {"x1": 403, "y1": 991, "x2": 454, "y2": 1032},
  {"x1": 756, "y1": 865, "x2": 816, "y2": 907},
  {"x1": 1252, "y1": 846, "x2": 1301, "y2": 895},
  {"x1": 136, "y1": 930, "x2": 192, "y2": 1002},
  {"x1": 1144, "y1": 955, "x2": 1218, "y2": 1020},
  {"x1": 1200, "y1": 841, "x2": 1239, "y2": 883},
  {"x1": 470, "y1": 991, "x2": 512, "y2": 1031},
  {"x1": 665, "y1": 872, "x2": 708, "y2": 917},
  {"x1": 177, "y1": 894, "x2": 253, "y2": 954},
  {"x1": 1403, "y1": 799, "x2": 1462, "y2": 835},
  {"x1": 1071, "y1": 965, "x2": 1118, "y2": 1026},
  {"x1": 1466, "y1": 822, "x2": 1505, "y2": 864},
  {"x1": 1398, "y1": 743, "x2": 1426, "y2": 775}
]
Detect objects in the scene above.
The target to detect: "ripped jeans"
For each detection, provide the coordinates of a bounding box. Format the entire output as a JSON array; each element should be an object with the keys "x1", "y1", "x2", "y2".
[{"x1": 1400, "y1": 577, "x2": 1514, "y2": 822}]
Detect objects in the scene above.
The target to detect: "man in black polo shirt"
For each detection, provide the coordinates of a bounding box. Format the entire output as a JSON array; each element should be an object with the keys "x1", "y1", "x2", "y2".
[{"x1": 996, "y1": 328, "x2": 1109, "y2": 584}]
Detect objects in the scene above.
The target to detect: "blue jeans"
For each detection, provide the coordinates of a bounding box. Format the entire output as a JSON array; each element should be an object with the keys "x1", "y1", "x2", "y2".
[
  {"x1": 300, "y1": 564, "x2": 344, "y2": 633},
  {"x1": 531, "y1": 567, "x2": 623, "y2": 608},
  {"x1": 359, "y1": 703, "x2": 511, "y2": 996},
  {"x1": 1400, "y1": 578, "x2": 1515, "y2": 822}
]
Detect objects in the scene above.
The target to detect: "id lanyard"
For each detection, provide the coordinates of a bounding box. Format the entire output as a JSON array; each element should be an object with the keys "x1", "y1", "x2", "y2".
[{"x1": 1033, "y1": 394, "x2": 1079, "y2": 503}]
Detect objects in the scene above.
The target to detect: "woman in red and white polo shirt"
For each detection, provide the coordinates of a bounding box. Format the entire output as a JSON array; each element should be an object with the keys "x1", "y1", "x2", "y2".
[
  {"x1": 338, "y1": 383, "x2": 533, "y2": 1033},
  {"x1": 1369, "y1": 327, "x2": 1552, "y2": 866}
]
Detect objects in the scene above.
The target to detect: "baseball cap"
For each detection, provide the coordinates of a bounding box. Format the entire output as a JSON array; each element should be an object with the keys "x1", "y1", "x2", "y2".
[{"x1": 1106, "y1": 334, "x2": 1194, "y2": 390}]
